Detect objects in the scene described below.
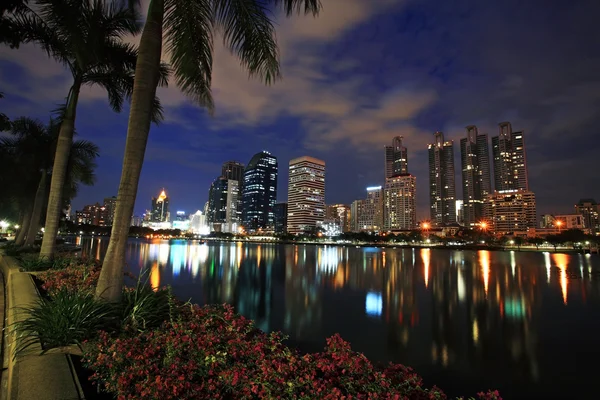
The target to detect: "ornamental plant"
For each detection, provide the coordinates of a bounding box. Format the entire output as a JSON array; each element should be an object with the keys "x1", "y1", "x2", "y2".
[
  {"x1": 84, "y1": 304, "x2": 502, "y2": 400},
  {"x1": 37, "y1": 262, "x2": 102, "y2": 296}
]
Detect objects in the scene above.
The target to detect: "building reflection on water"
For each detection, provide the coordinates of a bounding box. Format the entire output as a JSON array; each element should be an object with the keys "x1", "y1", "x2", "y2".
[{"x1": 78, "y1": 237, "x2": 600, "y2": 399}]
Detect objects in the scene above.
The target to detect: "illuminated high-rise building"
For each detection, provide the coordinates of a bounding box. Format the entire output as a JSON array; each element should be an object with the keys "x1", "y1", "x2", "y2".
[
  {"x1": 574, "y1": 198, "x2": 600, "y2": 234},
  {"x1": 485, "y1": 190, "x2": 536, "y2": 234},
  {"x1": 384, "y1": 136, "x2": 408, "y2": 179},
  {"x1": 350, "y1": 200, "x2": 364, "y2": 232},
  {"x1": 326, "y1": 204, "x2": 351, "y2": 233},
  {"x1": 492, "y1": 122, "x2": 529, "y2": 192},
  {"x1": 103, "y1": 196, "x2": 117, "y2": 225},
  {"x1": 287, "y1": 156, "x2": 326, "y2": 234},
  {"x1": 273, "y1": 202, "x2": 288, "y2": 234},
  {"x1": 428, "y1": 132, "x2": 456, "y2": 225},
  {"x1": 207, "y1": 177, "x2": 240, "y2": 233},
  {"x1": 354, "y1": 186, "x2": 383, "y2": 232},
  {"x1": 221, "y1": 161, "x2": 245, "y2": 182},
  {"x1": 384, "y1": 174, "x2": 416, "y2": 230},
  {"x1": 242, "y1": 151, "x2": 278, "y2": 232},
  {"x1": 460, "y1": 125, "x2": 491, "y2": 227},
  {"x1": 151, "y1": 189, "x2": 169, "y2": 222}
]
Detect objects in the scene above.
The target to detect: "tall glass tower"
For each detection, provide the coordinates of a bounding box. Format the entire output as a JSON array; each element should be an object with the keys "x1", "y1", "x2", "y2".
[
  {"x1": 241, "y1": 151, "x2": 278, "y2": 232},
  {"x1": 428, "y1": 132, "x2": 456, "y2": 226},
  {"x1": 460, "y1": 125, "x2": 491, "y2": 226},
  {"x1": 384, "y1": 136, "x2": 408, "y2": 179},
  {"x1": 492, "y1": 122, "x2": 529, "y2": 192}
]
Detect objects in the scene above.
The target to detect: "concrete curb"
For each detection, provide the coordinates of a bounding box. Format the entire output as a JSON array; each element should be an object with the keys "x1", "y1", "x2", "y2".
[{"x1": 0, "y1": 252, "x2": 85, "y2": 400}]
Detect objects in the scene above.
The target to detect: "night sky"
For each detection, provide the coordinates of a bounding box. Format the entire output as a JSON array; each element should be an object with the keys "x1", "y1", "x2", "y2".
[{"x1": 1, "y1": 0, "x2": 599, "y2": 220}]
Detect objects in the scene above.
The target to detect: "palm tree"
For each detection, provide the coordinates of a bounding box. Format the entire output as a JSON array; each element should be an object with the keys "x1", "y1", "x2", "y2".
[
  {"x1": 9, "y1": 0, "x2": 166, "y2": 259},
  {"x1": 0, "y1": 116, "x2": 99, "y2": 246},
  {"x1": 95, "y1": 0, "x2": 321, "y2": 302}
]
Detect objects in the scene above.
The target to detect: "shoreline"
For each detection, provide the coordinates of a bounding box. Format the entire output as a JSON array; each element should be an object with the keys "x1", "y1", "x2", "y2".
[{"x1": 62, "y1": 234, "x2": 594, "y2": 255}]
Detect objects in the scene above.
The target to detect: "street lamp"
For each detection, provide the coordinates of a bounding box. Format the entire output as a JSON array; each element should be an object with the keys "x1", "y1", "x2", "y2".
[
  {"x1": 0, "y1": 220, "x2": 8, "y2": 233},
  {"x1": 555, "y1": 220, "x2": 563, "y2": 232}
]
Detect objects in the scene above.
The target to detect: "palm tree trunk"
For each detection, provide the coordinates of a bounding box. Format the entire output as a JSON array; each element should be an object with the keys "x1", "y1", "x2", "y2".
[
  {"x1": 39, "y1": 81, "x2": 81, "y2": 259},
  {"x1": 24, "y1": 173, "x2": 48, "y2": 247},
  {"x1": 95, "y1": 0, "x2": 164, "y2": 302},
  {"x1": 15, "y1": 203, "x2": 32, "y2": 246}
]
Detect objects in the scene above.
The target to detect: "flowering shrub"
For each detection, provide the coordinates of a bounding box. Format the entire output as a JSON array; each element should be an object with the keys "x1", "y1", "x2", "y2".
[
  {"x1": 38, "y1": 263, "x2": 102, "y2": 296},
  {"x1": 84, "y1": 304, "x2": 502, "y2": 400},
  {"x1": 37, "y1": 263, "x2": 137, "y2": 297}
]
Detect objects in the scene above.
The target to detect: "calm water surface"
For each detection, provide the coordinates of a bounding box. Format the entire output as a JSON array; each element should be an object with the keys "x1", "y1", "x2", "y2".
[{"x1": 78, "y1": 237, "x2": 600, "y2": 399}]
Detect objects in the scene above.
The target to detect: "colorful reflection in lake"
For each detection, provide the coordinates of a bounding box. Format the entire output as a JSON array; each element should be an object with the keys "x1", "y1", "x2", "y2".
[{"x1": 78, "y1": 237, "x2": 600, "y2": 399}]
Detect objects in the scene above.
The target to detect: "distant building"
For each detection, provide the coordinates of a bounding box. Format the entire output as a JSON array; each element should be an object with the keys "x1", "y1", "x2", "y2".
[
  {"x1": 460, "y1": 126, "x2": 491, "y2": 227},
  {"x1": 326, "y1": 204, "x2": 351, "y2": 233},
  {"x1": 172, "y1": 211, "x2": 190, "y2": 231},
  {"x1": 103, "y1": 196, "x2": 117, "y2": 225},
  {"x1": 384, "y1": 174, "x2": 416, "y2": 230},
  {"x1": 574, "y1": 198, "x2": 600, "y2": 234},
  {"x1": 207, "y1": 176, "x2": 239, "y2": 233},
  {"x1": 273, "y1": 203, "x2": 288, "y2": 234},
  {"x1": 242, "y1": 151, "x2": 278, "y2": 232},
  {"x1": 553, "y1": 214, "x2": 587, "y2": 230},
  {"x1": 455, "y1": 200, "x2": 464, "y2": 226},
  {"x1": 428, "y1": 132, "x2": 456, "y2": 226},
  {"x1": 384, "y1": 136, "x2": 408, "y2": 179},
  {"x1": 76, "y1": 203, "x2": 107, "y2": 226},
  {"x1": 492, "y1": 122, "x2": 529, "y2": 191},
  {"x1": 151, "y1": 190, "x2": 169, "y2": 222},
  {"x1": 485, "y1": 190, "x2": 536, "y2": 234},
  {"x1": 354, "y1": 186, "x2": 383, "y2": 232},
  {"x1": 287, "y1": 156, "x2": 326, "y2": 235},
  {"x1": 350, "y1": 200, "x2": 364, "y2": 232},
  {"x1": 221, "y1": 161, "x2": 245, "y2": 182},
  {"x1": 190, "y1": 210, "x2": 209, "y2": 235}
]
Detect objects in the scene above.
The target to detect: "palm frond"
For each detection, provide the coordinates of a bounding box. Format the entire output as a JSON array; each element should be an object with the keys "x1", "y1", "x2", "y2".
[
  {"x1": 8, "y1": 11, "x2": 72, "y2": 68},
  {"x1": 272, "y1": 0, "x2": 321, "y2": 16},
  {"x1": 214, "y1": 0, "x2": 280, "y2": 85},
  {"x1": 150, "y1": 96, "x2": 164, "y2": 125},
  {"x1": 8, "y1": 117, "x2": 47, "y2": 140},
  {"x1": 158, "y1": 62, "x2": 171, "y2": 88},
  {"x1": 164, "y1": 0, "x2": 214, "y2": 111}
]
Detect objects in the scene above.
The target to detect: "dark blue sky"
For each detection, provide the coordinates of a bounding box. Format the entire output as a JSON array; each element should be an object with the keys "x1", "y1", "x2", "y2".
[{"x1": 1, "y1": 0, "x2": 599, "y2": 219}]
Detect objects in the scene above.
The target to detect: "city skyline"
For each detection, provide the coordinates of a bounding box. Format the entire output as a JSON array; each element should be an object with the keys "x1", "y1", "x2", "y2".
[{"x1": 1, "y1": 0, "x2": 598, "y2": 218}]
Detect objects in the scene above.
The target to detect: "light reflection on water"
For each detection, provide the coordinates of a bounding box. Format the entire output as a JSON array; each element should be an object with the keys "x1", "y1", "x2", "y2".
[{"x1": 79, "y1": 237, "x2": 600, "y2": 400}]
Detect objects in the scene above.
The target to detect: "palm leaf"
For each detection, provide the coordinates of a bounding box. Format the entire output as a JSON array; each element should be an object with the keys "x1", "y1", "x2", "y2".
[
  {"x1": 272, "y1": 0, "x2": 321, "y2": 16},
  {"x1": 164, "y1": 0, "x2": 214, "y2": 111},
  {"x1": 214, "y1": 0, "x2": 280, "y2": 85}
]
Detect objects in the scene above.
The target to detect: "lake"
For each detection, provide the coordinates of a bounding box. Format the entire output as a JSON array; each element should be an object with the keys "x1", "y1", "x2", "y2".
[{"x1": 76, "y1": 237, "x2": 600, "y2": 399}]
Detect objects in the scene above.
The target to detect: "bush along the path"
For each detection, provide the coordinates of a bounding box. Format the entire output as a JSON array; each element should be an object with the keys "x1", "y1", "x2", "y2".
[{"x1": 84, "y1": 304, "x2": 502, "y2": 400}]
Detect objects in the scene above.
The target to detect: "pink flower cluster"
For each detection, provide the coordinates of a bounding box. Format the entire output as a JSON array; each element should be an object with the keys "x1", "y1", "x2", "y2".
[
  {"x1": 84, "y1": 304, "x2": 502, "y2": 400},
  {"x1": 38, "y1": 262, "x2": 102, "y2": 296}
]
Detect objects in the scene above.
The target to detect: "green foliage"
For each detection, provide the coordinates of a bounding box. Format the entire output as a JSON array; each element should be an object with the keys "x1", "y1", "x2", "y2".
[
  {"x1": 12, "y1": 289, "x2": 115, "y2": 357},
  {"x1": 119, "y1": 282, "x2": 173, "y2": 332},
  {"x1": 19, "y1": 254, "x2": 89, "y2": 271}
]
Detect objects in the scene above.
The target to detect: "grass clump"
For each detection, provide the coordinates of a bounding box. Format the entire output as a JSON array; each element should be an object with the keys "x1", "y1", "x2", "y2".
[{"x1": 12, "y1": 289, "x2": 115, "y2": 357}]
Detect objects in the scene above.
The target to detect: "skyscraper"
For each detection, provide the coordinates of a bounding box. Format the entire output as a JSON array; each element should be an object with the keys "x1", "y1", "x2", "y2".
[
  {"x1": 384, "y1": 136, "x2": 408, "y2": 179},
  {"x1": 151, "y1": 189, "x2": 169, "y2": 222},
  {"x1": 241, "y1": 151, "x2": 278, "y2": 232},
  {"x1": 103, "y1": 196, "x2": 117, "y2": 225},
  {"x1": 485, "y1": 190, "x2": 536, "y2": 234},
  {"x1": 273, "y1": 203, "x2": 288, "y2": 234},
  {"x1": 287, "y1": 156, "x2": 326, "y2": 234},
  {"x1": 428, "y1": 132, "x2": 456, "y2": 225},
  {"x1": 326, "y1": 204, "x2": 351, "y2": 233},
  {"x1": 221, "y1": 161, "x2": 245, "y2": 182},
  {"x1": 207, "y1": 177, "x2": 228, "y2": 230},
  {"x1": 384, "y1": 174, "x2": 416, "y2": 230},
  {"x1": 492, "y1": 122, "x2": 529, "y2": 191},
  {"x1": 460, "y1": 125, "x2": 491, "y2": 227},
  {"x1": 353, "y1": 186, "x2": 383, "y2": 231}
]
